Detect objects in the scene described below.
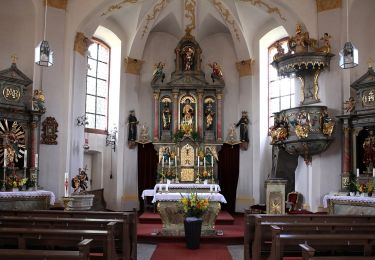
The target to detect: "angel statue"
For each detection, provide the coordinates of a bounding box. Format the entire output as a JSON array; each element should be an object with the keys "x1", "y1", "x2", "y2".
[
  {"x1": 344, "y1": 97, "x2": 356, "y2": 113},
  {"x1": 32, "y1": 89, "x2": 46, "y2": 112},
  {"x1": 207, "y1": 62, "x2": 223, "y2": 82},
  {"x1": 152, "y1": 62, "x2": 165, "y2": 82}
]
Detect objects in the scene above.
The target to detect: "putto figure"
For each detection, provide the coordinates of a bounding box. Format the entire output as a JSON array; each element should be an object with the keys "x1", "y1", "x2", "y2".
[
  {"x1": 207, "y1": 62, "x2": 223, "y2": 82},
  {"x1": 32, "y1": 89, "x2": 46, "y2": 112},
  {"x1": 152, "y1": 62, "x2": 165, "y2": 82}
]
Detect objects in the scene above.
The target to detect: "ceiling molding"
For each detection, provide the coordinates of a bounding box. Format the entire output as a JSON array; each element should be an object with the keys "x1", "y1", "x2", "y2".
[
  {"x1": 124, "y1": 57, "x2": 144, "y2": 74},
  {"x1": 236, "y1": 59, "x2": 255, "y2": 77},
  {"x1": 184, "y1": 0, "x2": 196, "y2": 35},
  {"x1": 316, "y1": 0, "x2": 341, "y2": 13},
  {"x1": 101, "y1": 0, "x2": 138, "y2": 17},
  {"x1": 141, "y1": 0, "x2": 169, "y2": 39},
  {"x1": 238, "y1": 0, "x2": 286, "y2": 21},
  {"x1": 209, "y1": 0, "x2": 240, "y2": 41}
]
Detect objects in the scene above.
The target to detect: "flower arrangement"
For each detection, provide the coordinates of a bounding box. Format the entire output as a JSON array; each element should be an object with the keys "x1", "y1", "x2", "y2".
[
  {"x1": 345, "y1": 171, "x2": 357, "y2": 193},
  {"x1": 6, "y1": 173, "x2": 27, "y2": 190},
  {"x1": 179, "y1": 192, "x2": 209, "y2": 218},
  {"x1": 356, "y1": 182, "x2": 374, "y2": 194},
  {"x1": 200, "y1": 169, "x2": 211, "y2": 180},
  {"x1": 164, "y1": 169, "x2": 176, "y2": 180}
]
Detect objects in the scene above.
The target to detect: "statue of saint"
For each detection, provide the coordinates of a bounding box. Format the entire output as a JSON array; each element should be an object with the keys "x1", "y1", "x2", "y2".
[
  {"x1": 182, "y1": 46, "x2": 194, "y2": 71},
  {"x1": 236, "y1": 111, "x2": 249, "y2": 143},
  {"x1": 182, "y1": 99, "x2": 194, "y2": 127},
  {"x1": 127, "y1": 110, "x2": 138, "y2": 148},
  {"x1": 205, "y1": 100, "x2": 215, "y2": 130},
  {"x1": 207, "y1": 62, "x2": 223, "y2": 82},
  {"x1": 162, "y1": 102, "x2": 171, "y2": 130}
]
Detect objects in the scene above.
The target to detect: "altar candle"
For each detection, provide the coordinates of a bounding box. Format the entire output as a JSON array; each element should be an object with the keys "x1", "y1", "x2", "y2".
[
  {"x1": 175, "y1": 156, "x2": 177, "y2": 168},
  {"x1": 211, "y1": 155, "x2": 213, "y2": 167},
  {"x1": 215, "y1": 185, "x2": 218, "y2": 192},
  {"x1": 168, "y1": 158, "x2": 171, "y2": 168},
  {"x1": 177, "y1": 147, "x2": 179, "y2": 156},
  {"x1": 23, "y1": 150, "x2": 27, "y2": 168},
  {"x1": 3, "y1": 149, "x2": 6, "y2": 167},
  {"x1": 204, "y1": 158, "x2": 206, "y2": 168},
  {"x1": 197, "y1": 157, "x2": 200, "y2": 167},
  {"x1": 64, "y1": 172, "x2": 69, "y2": 197},
  {"x1": 35, "y1": 154, "x2": 38, "y2": 169},
  {"x1": 356, "y1": 168, "x2": 359, "y2": 177},
  {"x1": 373, "y1": 168, "x2": 375, "y2": 177},
  {"x1": 162, "y1": 158, "x2": 164, "y2": 168}
]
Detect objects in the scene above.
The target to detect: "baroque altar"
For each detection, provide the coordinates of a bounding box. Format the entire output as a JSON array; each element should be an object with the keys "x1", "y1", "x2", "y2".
[{"x1": 323, "y1": 194, "x2": 375, "y2": 215}]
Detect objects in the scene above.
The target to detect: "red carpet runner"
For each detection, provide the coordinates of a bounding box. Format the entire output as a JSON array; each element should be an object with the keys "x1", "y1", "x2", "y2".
[{"x1": 151, "y1": 242, "x2": 233, "y2": 260}]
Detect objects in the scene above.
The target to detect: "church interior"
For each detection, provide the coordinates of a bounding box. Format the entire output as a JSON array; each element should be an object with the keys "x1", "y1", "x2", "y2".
[{"x1": 1, "y1": 0, "x2": 375, "y2": 259}]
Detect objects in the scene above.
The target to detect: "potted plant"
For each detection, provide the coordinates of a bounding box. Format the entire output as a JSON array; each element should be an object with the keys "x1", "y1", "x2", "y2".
[
  {"x1": 345, "y1": 171, "x2": 357, "y2": 196},
  {"x1": 179, "y1": 192, "x2": 209, "y2": 249}
]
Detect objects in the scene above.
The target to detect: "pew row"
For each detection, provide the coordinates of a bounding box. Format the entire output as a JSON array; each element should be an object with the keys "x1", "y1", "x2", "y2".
[
  {"x1": 244, "y1": 212, "x2": 375, "y2": 260},
  {"x1": 0, "y1": 238, "x2": 92, "y2": 260},
  {"x1": 300, "y1": 244, "x2": 375, "y2": 260},
  {"x1": 0, "y1": 223, "x2": 117, "y2": 259},
  {"x1": 0, "y1": 210, "x2": 137, "y2": 260}
]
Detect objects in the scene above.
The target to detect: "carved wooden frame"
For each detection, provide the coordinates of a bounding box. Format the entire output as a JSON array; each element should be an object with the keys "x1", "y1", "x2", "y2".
[{"x1": 41, "y1": 117, "x2": 58, "y2": 145}]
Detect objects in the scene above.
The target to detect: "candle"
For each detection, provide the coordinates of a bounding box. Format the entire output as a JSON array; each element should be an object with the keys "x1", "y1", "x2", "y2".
[
  {"x1": 3, "y1": 148, "x2": 7, "y2": 167},
  {"x1": 35, "y1": 154, "x2": 38, "y2": 169},
  {"x1": 197, "y1": 157, "x2": 200, "y2": 167},
  {"x1": 373, "y1": 168, "x2": 375, "y2": 178},
  {"x1": 168, "y1": 158, "x2": 171, "y2": 168},
  {"x1": 211, "y1": 155, "x2": 213, "y2": 167},
  {"x1": 24, "y1": 150, "x2": 27, "y2": 168},
  {"x1": 356, "y1": 168, "x2": 359, "y2": 177},
  {"x1": 162, "y1": 158, "x2": 164, "y2": 168},
  {"x1": 64, "y1": 172, "x2": 69, "y2": 197},
  {"x1": 175, "y1": 156, "x2": 177, "y2": 168},
  {"x1": 177, "y1": 147, "x2": 179, "y2": 156},
  {"x1": 204, "y1": 158, "x2": 206, "y2": 168}
]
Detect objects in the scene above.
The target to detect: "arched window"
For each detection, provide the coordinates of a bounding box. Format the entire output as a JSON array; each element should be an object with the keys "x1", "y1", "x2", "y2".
[
  {"x1": 268, "y1": 38, "x2": 295, "y2": 128},
  {"x1": 85, "y1": 38, "x2": 110, "y2": 133}
]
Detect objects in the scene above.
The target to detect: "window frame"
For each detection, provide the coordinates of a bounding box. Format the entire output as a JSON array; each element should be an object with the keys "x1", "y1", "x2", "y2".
[
  {"x1": 267, "y1": 37, "x2": 294, "y2": 131},
  {"x1": 85, "y1": 37, "x2": 111, "y2": 135}
]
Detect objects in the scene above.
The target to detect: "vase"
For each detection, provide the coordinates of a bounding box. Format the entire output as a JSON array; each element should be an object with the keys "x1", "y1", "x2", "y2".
[{"x1": 184, "y1": 217, "x2": 202, "y2": 249}]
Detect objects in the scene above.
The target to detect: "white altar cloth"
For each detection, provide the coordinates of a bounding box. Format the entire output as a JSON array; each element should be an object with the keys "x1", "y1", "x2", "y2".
[
  {"x1": 152, "y1": 192, "x2": 227, "y2": 204},
  {"x1": 323, "y1": 194, "x2": 375, "y2": 208},
  {"x1": 153, "y1": 183, "x2": 221, "y2": 193},
  {"x1": 0, "y1": 190, "x2": 55, "y2": 205}
]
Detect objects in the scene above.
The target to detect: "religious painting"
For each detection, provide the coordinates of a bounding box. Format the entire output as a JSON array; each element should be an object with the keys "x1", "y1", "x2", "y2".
[
  {"x1": 204, "y1": 97, "x2": 216, "y2": 132},
  {"x1": 179, "y1": 95, "x2": 196, "y2": 134}
]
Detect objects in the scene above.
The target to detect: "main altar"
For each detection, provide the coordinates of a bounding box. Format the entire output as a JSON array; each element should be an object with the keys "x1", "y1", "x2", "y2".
[{"x1": 144, "y1": 31, "x2": 228, "y2": 235}]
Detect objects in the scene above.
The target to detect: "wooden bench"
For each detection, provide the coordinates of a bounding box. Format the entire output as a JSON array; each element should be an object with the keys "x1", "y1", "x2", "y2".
[
  {"x1": 0, "y1": 238, "x2": 92, "y2": 260},
  {"x1": 300, "y1": 243, "x2": 375, "y2": 260},
  {"x1": 0, "y1": 223, "x2": 117, "y2": 260},
  {"x1": 0, "y1": 210, "x2": 137, "y2": 260},
  {"x1": 270, "y1": 225, "x2": 375, "y2": 260},
  {"x1": 244, "y1": 212, "x2": 375, "y2": 260}
]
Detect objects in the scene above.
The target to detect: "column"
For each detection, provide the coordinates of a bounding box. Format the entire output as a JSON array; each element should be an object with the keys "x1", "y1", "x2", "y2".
[
  {"x1": 343, "y1": 126, "x2": 351, "y2": 175},
  {"x1": 172, "y1": 91, "x2": 179, "y2": 133},
  {"x1": 197, "y1": 90, "x2": 203, "y2": 138},
  {"x1": 216, "y1": 92, "x2": 223, "y2": 141},
  {"x1": 153, "y1": 92, "x2": 159, "y2": 141},
  {"x1": 30, "y1": 120, "x2": 38, "y2": 184}
]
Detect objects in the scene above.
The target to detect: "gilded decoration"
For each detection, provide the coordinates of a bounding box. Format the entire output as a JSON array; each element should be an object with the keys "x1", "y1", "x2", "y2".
[
  {"x1": 184, "y1": 0, "x2": 196, "y2": 35},
  {"x1": 271, "y1": 25, "x2": 333, "y2": 105},
  {"x1": 236, "y1": 59, "x2": 254, "y2": 77},
  {"x1": 180, "y1": 168, "x2": 195, "y2": 182},
  {"x1": 74, "y1": 32, "x2": 93, "y2": 56},
  {"x1": 141, "y1": 0, "x2": 169, "y2": 38},
  {"x1": 181, "y1": 144, "x2": 195, "y2": 167},
  {"x1": 45, "y1": 0, "x2": 68, "y2": 10},
  {"x1": 124, "y1": 57, "x2": 144, "y2": 75},
  {"x1": 269, "y1": 191, "x2": 282, "y2": 214},
  {"x1": 101, "y1": 0, "x2": 138, "y2": 16},
  {"x1": 41, "y1": 117, "x2": 58, "y2": 145},
  {"x1": 316, "y1": 0, "x2": 341, "y2": 13},
  {"x1": 210, "y1": 0, "x2": 240, "y2": 41},
  {"x1": 239, "y1": 0, "x2": 286, "y2": 21}
]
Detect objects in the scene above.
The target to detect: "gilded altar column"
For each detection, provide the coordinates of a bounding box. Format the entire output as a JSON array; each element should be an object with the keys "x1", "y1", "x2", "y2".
[
  {"x1": 153, "y1": 92, "x2": 160, "y2": 141},
  {"x1": 197, "y1": 90, "x2": 203, "y2": 138},
  {"x1": 172, "y1": 91, "x2": 179, "y2": 133},
  {"x1": 216, "y1": 92, "x2": 223, "y2": 141},
  {"x1": 343, "y1": 126, "x2": 351, "y2": 175}
]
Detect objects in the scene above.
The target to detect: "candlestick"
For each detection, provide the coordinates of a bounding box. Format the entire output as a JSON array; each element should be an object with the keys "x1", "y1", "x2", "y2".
[
  {"x1": 357, "y1": 168, "x2": 359, "y2": 177},
  {"x1": 3, "y1": 148, "x2": 7, "y2": 168},
  {"x1": 35, "y1": 154, "x2": 39, "y2": 169},
  {"x1": 24, "y1": 150, "x2": 27, "y2": 168}
]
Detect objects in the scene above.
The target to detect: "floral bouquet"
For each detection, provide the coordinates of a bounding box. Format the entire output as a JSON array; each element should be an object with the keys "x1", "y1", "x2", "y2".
[
  {"x1": 200, "y1": 169, "x2": 211, "y2": 180},
  {"x1": 6, "y1": 173, "x2": 27, "y2": 190},
  {"x1": 179, "y1": 192, "x2": 209, "y2": 218},
  {"x1": 164, "y1": 169, "x2": 176, "y2": 180}
]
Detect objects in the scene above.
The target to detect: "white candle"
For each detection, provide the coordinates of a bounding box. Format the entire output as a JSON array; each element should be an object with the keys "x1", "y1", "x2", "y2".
[
  {"x1": 197, "y1": 157, "x2": 200, "y2": 167},
  {"x1": 177, "y1": 147, "x2": 179, "y2": 156},
  {"x1": 24, "y1": 150, "x2": 27, "y2": 168},
  {"x1": 215, "y1": 185, "x2": 218, "y2": 192},
  {"x1": 204, "y1": 158, "x2": 206, "y2": 168},
  {"x1": 211, "y1": 155, "x2": 213, "y2": 167},
  {"x1": 356, "y1": 168, "x2": 359, "y2": 177},
  {"x1": 162, "y1": 158, "x2": 164, "y2": 167},
  {"x1": 373, "y1": 168, "x2": 375, "y2": 178},
  {"x1": 3, "y1": 149, "x2": 7, "y2": 167},
  {"x1": 175, "y1": 156, "x2": 177, "y2": 168},
  {"x1": 64, "y1": 172, "x2": 69, "y2": 197},
  {"x1": 35, "y1": 154, "x2": 38, "y2": 169},
  {"x1": 168, "y1": 158, "x2": 171, "y2": 168}
]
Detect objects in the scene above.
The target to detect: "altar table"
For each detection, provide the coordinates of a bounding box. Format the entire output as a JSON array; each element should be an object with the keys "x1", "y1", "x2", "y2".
[
  {"x1": 0, "y1": 190, "x2": 55, "y2": 210},
  {"x1": 323, "y1": 194, "x2": 375, "y2": 215},
  {"x1": 153, "y1": 192, "x2": 227, "y2": 236}
]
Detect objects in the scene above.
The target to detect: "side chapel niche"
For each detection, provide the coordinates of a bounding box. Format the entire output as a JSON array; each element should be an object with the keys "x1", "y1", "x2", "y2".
[{"x1": 151, "y1": 33, "x2": 225, "y2": 183}]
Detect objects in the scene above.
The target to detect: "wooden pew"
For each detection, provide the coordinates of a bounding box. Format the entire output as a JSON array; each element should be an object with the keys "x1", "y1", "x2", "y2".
[
  {"x1": 0, "y1": 210, "x2": 137, "y2": 260},
  {"x1": 244, "y1": 212, "x2": 375, "y2": 260},
  {"x1": 270, "y1": 225, "x2": 375, "y2": 260},
  {"x1": 0, "y1": 238, "x2": 92, "y2": 260},
  {"x1": 0, "y1": 223, "x2": 118, "y2": 260},
  {"x1": 300, "y1": 243, "x2": 375, "y2": 260}
]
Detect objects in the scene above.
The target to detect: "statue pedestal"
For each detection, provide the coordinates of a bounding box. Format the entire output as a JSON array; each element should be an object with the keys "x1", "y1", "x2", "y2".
[{"x1": 265, "y1": 178, "x2": 287, "y2": 214}]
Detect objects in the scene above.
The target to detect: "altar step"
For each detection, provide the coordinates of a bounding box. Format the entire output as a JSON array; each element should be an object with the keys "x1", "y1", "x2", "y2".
[
  {"x1": 138, "y1": 211, "x2": 235, "y2": 225},
  {"x1": 137, "y1": 212, "x2": 243, "y2": 244}
]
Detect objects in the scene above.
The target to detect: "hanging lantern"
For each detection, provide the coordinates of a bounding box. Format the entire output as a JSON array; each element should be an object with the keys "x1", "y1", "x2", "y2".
[
  {"x1": 35, "y1": 0, "x2": 54, "y2": 67},
  {"x1": 339, "y1": 42, "x2": 358, "y2": 69}
]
